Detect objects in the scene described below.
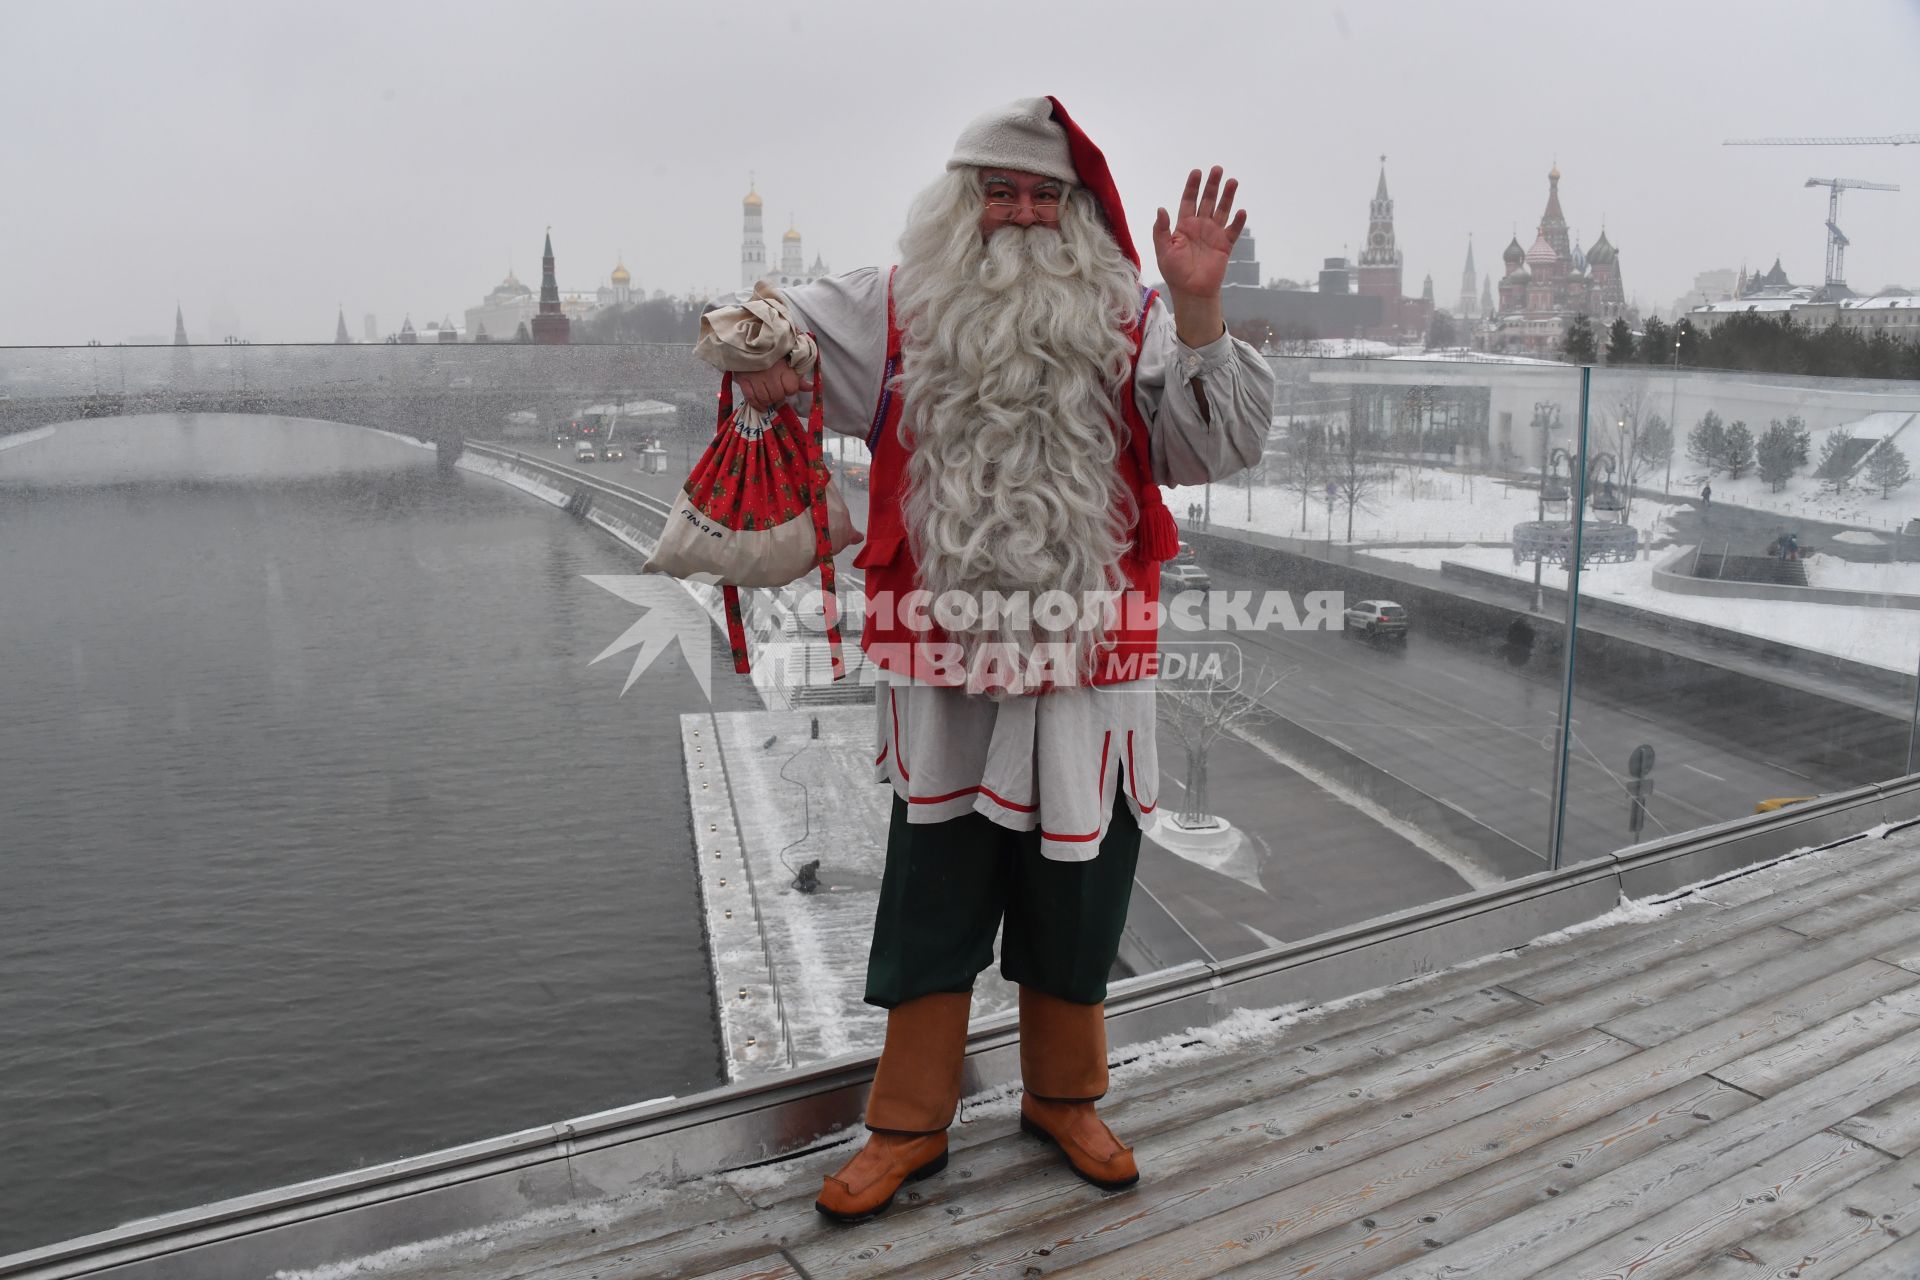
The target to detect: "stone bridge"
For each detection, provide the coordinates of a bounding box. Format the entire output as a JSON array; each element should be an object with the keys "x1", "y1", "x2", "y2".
[{"x1": 0, "y1": 342, "x2": 718, "y2": 465}]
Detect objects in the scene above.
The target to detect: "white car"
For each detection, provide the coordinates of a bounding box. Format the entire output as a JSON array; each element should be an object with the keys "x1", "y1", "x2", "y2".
[
  {"x1": 1344, "y1": 599, "x2": 1410, "y2": 639},
  {"x1": 573, "y1": 440, "x2": 597, "y2": 463},
  {"x1": 1162, "y1": 563, "x2": 1211, "y2": 593}
]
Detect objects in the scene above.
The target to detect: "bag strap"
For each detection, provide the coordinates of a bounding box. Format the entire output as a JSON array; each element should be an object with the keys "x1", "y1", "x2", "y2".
[{"x1": 798, "y1": 354, "x2": 846, "y2": 680}]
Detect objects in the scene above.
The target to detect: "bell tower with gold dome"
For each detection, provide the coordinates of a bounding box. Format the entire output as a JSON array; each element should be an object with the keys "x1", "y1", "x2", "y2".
[
  {"x1": 780, "y1": 220, "x2": 804, "y2": 277},
  {"x1": 740, "y1": 179, "x2": 766, "y2": 289}
]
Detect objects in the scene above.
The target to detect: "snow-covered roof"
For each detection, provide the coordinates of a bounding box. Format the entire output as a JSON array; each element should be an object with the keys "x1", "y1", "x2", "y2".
[
  {"x1": 1842, "y1": 296, "x2": 1920, "y2": 311},
  {"x1": 1689, "y1": 298, "x2": 1798, "y2": 315}
]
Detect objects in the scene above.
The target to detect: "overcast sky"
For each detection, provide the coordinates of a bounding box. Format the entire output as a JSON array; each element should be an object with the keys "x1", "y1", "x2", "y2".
[{"x1": 5, "y1": 0, "x2": 1918, "y2": 345}]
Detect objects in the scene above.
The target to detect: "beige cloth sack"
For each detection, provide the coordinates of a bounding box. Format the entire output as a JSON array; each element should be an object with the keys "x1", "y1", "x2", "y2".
[{"x1": 696, "y1": 281, "x2": 819, "y2": 374}]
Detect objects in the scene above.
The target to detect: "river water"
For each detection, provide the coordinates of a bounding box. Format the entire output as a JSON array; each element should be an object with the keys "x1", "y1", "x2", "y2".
[{"x1": 0, "y1": 416, "x2": 745, "y2": 1255}]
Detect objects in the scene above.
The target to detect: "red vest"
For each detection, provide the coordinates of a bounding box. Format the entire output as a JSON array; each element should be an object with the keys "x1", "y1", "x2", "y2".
[{"x1": 852, "y1": 270, "x2": 1181, "y2": 691}]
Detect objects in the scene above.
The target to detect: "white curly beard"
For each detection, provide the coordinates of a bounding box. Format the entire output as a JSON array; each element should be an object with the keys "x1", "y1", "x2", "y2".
[{"x1": 891, "y1": 170, "x2": 1144, "y2": 688}]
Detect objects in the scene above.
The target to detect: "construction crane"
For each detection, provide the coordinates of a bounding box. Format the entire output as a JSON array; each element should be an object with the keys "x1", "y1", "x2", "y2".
[
  {"x1": 1805, "y1": 178, "x2": 1900, "y2": 291},
  {"x1": 1725, "y1": 134, "x2": 1920, "y2": 147}
]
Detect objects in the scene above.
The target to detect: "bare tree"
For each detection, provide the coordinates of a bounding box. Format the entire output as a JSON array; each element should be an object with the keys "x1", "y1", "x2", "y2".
[
  {"x1": 1278, "y1": 420, "x2": 1327, "y2": 533},
  {"x1": 1602, "y1": 377, "x2": 1656, "y2": 524},
  {"x1": 1157, "y1": 665, "x2": 1291, "y2": 828},
  {"x1": 1331, "y1": 402, "x2": 1386, "y2": 543}
]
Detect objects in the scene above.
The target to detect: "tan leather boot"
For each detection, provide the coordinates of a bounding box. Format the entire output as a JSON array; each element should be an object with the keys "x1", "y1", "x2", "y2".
[
  {"x1": 1016, "y1": 986, "x2": 1139, "y2": 1190},
  {"x1": 815, "y1": 991, "x2": 971, "y2": 1223}
]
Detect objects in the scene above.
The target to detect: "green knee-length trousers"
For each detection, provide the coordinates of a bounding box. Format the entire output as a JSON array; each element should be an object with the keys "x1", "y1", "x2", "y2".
[{"x1": 863, "y1": 771, "x2": 1143, "y2": 1010}]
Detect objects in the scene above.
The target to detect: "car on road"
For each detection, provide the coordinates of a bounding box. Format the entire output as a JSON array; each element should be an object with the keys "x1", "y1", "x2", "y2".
[
  {"x1": 840, "y1": 461, "x2": 870, "y2": 487},
  {"x1": 1172, "y1": 541, "x2": 1198, "y2": 565},
  {"x1": 573, "y1": 440, "x2": 597, "y2": 464},
  {"x1": 599, "y1": 443, "x2": 625, "y2": 462},
  {"x1": 1345, "y1": 599, "x2": 1410, "y2": 640},
  {"x1": 1162, "y1": 562, "x2": 1211, "y2": 594},
  {"x1": 554, "y1": 430, "x2": 573, "y2": 449}
]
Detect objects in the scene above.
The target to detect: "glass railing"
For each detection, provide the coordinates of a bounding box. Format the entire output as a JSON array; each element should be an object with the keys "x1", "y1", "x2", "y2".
[{"x1": 4, "y1": 341, "x2": 1918, "y2": 1255}]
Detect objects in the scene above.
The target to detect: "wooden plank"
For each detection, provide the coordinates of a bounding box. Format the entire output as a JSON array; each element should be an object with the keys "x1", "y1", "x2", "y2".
[
  {"x1": 1507, "y1": 865, "x2": 1920, "y2": 1007},
  {"x1": 1507, "y1": 848, "x2": 1920, "y2": 1004},
  {"x1": 369, "y1": 848, "x2": 1920, "y2": 1280},
  {"x1": 507, "y1": 991, "x2": 1565, "y2": 1279},
  {"x1": 1878, "y1": 941, "x2": 1920, "y2": 975},
  {"x1": 1828, "y1": 1226, "x2": 1920, "y2": 1278},
  {"x1": 1597, "y1": 919, "x2": 1920, "y2": 1047},
  {"x1": 1041, "y1": 960, "x2": 1908, "y2": 1280},
  {"x1": 1714, "y1": 984, "x2": 1920, "y2": 1098},
  {"x1": 1206, "y1": 1079, "x2": 1754, "y2": 1280},
  {"x1": 1544, "y1": 1131, "x2": 1884, "y2": 1280},
  {"x1": 684, "y1": 1252, "x2": 800, "y2": 1280},
  {"x1": 1687, "y1": 1150, "x2": 1920, "y2": 1279},
  {"x1": 519, "y1": 925, "x2": 1854, "y2": 1279},
  {"x1": 357, "y1": 1180, "x2": 758, "y2": 1280},
  {"x1": 1361, "y1": 1023, "x2": 1920, "y2": 1279},
  {"x1": 790, "y1": 1030, "x2": 1636, "y2": 1280},
  {"x1": 1784, "y1": 892, "x2": 1920, "y2": 942},
  {"x1": 1834, "y1": 1079, "x2": 1920, "y2": 1157},
  {"x1": 1684, "y1": 841, "x2": 1908, "y2": 908}
]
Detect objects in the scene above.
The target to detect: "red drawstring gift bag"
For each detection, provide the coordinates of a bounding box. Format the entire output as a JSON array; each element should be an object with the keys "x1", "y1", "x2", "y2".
[{"x1": 642, "y1": 359, "x2": 860, "y2": 677}]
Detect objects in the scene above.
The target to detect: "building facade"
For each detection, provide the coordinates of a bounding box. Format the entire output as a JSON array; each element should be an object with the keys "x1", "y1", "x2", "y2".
[
  {"x1": 464, "y1": 270, "x2": 536, "y2": 345},
  {"x1": 1487, "y1": 165, "x2": 1628, "y2": 356}
]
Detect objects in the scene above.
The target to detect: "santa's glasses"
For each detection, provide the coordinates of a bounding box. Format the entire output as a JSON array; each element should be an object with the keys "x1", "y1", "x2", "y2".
[{"x1": 982, "y1": 198, "x2": 1062, "y2": 221}]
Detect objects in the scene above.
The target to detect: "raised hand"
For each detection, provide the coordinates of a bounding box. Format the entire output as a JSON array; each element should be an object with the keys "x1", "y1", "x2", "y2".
[{"x1": 1152, "y1": 166, "x2": 1246, "y2": 302}]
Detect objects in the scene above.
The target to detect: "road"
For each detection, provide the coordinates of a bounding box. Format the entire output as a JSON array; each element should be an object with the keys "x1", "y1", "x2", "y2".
[{"x1": 1186, "y1": 555, "x2": 1836, "y2": 872}]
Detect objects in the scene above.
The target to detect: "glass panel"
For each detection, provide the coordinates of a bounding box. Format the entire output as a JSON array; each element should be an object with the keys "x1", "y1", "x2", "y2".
[
  {"x1": 1558, "y1": 364, "x2": 1920, "y2": 868},
  {"x1": 0, "y1": 343, "x2": 739, "y2": 1250},
  {"x1": 1139, "y1": 353, "x2": 1588, "y2": 972}
]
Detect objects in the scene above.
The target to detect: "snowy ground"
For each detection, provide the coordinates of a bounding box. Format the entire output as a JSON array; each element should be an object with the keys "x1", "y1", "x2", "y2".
[
  {"x1": 1802, "y1": 551, "x2": 1920, "y2": 594},
  {"x1": 0, "y1": 425, "x2": 57, "y2": 453},
  {"x1": 1363, "y1": 544, "x2": 1920, "y2": 674},
  {"x1": 1166, "y1": 470, "x2": 1668, "y2": 547},
  {"x1": 1632, "y1": 409, "x2": 1920, "y2": 534}
]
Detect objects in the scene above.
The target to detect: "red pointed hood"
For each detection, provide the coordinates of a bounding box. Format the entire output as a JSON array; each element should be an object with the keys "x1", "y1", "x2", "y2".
[{"x1": 1044, "y1": 96, "x2": 1139, "y2": 269}]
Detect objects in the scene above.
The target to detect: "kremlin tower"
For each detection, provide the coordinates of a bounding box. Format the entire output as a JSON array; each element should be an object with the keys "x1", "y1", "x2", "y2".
[
  {"x1": 531, "y1": 230, "x2": 571, "y2": 345},
  {"x1": 1355, "y1": 157, "x2": 1405, "y2": 335},
  {"x1": 740, "y1": 180, "x2": 766, "y2": 289}
]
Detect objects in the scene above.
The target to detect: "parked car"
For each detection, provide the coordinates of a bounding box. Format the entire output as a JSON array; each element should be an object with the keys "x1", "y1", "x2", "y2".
[
  {"x1": 574, "y1": 440, "x2": 597, "y2": 463},
  {"x1": 1344, "y1": 599, "x2": 1410, "y2": 639},
  {"x1": 1162, "y1": 563, "x2": 1211, "y2": 594}
]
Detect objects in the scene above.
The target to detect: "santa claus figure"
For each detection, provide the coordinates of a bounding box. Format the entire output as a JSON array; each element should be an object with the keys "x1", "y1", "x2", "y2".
[{"x1": 696, "y1": 96, "x2": 1273, "y2": 1222}]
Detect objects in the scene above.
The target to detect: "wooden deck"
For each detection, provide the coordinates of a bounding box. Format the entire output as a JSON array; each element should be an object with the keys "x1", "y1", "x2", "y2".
[{"x1": 364, "y1": 825, "x2": 1920, "y2": 1280}]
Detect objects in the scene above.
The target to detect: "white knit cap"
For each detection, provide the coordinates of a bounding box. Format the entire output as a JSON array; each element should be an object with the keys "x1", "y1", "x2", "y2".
[{"x1": 946, "y1": 97, "x2": 1076, "y2": 184}]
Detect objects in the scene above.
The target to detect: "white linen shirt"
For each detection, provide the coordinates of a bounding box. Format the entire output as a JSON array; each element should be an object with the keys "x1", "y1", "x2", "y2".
[{"x1": 702, "y1": 266, "x2": 1275, "y2": 860}]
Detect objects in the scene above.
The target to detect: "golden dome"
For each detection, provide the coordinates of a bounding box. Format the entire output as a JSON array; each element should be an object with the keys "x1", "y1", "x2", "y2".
[
  {"x1": 610, "y1": 260, "x2": 631, "y2": 284},
  {"x1": 782, "y1": 226, "x2": 802, "y2": 242},
  {"x1": 743, "y1": 186, "x2": 763, "y2": 207},
  {"x1": 1549, "y1": 162, "x2": 1561, "y2": 181}
]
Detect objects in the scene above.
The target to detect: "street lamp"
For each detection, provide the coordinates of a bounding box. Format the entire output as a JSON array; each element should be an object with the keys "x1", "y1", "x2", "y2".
[{"x1": 1665, "y1": 335, "x2": 1680, "y2": 496}]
